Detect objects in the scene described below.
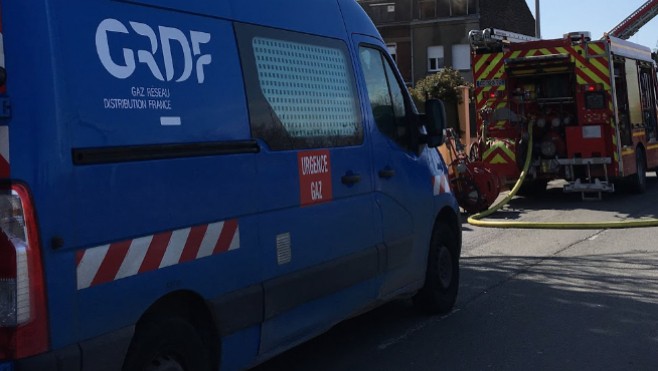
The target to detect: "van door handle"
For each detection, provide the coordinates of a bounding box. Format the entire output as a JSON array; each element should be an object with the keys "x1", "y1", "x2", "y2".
[
  {"x1": 341, "y1": 172, "x2": 361, "y2": 185},
  {"x1": 378, "y1": 167, "x2": 395, "y2": 179}
]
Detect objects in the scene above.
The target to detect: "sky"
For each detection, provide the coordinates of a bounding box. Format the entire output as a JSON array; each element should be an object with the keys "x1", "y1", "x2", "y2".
[{"x1": 523, "y1": 0, "x2": 658, "y2": 50}]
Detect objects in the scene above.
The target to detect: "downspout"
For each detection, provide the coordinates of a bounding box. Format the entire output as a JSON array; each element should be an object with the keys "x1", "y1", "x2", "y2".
[{"x1": 534, "y1": 0, "x2": 541, "y2": 38}]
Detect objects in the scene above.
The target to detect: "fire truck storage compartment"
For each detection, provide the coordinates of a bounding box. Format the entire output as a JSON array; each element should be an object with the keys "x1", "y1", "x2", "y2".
[
  {"x1": 507, "y1": 57, "x2": 577, "y2": 159},
  {"x1": 565, "y1": 126, "x2": 606, "y2": 158}
]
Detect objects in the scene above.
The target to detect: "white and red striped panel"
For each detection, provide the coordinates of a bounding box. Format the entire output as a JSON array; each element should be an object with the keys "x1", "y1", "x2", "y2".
[
  {"x1": 432, "y1": 173, "x2": 451, "y2": 195},
  {"x1": 76, "y1": 219, "x2": 239, "y2": 290}
]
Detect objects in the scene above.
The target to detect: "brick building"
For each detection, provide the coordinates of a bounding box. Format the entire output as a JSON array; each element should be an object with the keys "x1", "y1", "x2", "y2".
[{"x1": 357, "y1": 0, "x2": 535, "y2": 85}]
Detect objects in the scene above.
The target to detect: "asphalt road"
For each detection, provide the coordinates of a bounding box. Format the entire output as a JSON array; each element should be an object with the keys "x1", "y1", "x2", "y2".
[{"x1": 253, "y1": 175, "x2": 658, "y2": 370}]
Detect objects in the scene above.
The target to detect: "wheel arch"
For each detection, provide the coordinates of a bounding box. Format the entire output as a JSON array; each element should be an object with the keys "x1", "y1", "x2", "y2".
[
  {"x1": 434, "y1": 206, "x2": 462, "y2": 255},
  {"x1": 130, "y1": 289, "x2": 221, "y2": 369},
  {"x1": 412, "y1": 205, "x2": 462, "y2": 314}
]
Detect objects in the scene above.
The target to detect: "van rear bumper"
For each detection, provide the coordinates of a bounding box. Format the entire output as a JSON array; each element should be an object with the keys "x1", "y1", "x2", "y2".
[{"x1": 11, "y1": 326, "x2": 134, "y2": 371}]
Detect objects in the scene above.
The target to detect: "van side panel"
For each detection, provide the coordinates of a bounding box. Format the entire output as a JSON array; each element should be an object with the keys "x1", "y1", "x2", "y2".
[{"x1": 6, "y1": 0, "x2": 263, "y2": 351}]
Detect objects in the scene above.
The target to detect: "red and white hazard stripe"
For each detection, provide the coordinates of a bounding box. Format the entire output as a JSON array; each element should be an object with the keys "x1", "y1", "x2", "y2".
[
  {"x1": 76, "y1": 219, "x2": 239, "y2": 290},
  {"x1": 432, "y1": 173, "x2": 451, "y2": 195}
]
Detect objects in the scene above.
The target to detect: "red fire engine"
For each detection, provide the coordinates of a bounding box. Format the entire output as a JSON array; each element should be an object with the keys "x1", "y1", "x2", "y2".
[{"x1": 468, "y1": 0, "x2": 658, "y2": 200}]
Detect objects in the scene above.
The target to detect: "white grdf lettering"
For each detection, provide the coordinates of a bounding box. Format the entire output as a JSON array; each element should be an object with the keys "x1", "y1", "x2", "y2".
[{"x1": 95, "y1": 18, "x2": 213, "y2": 83}]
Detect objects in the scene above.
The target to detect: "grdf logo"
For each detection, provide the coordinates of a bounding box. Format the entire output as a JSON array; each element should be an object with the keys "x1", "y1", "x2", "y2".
[{"x1": 95, "y1": 18, "x2": 212, "y2": 83}]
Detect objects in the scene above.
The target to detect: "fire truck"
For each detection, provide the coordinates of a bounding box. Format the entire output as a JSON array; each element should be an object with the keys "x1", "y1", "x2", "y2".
[{"x1": 468, "y1": 0, "x2": 658, "y2": 199}]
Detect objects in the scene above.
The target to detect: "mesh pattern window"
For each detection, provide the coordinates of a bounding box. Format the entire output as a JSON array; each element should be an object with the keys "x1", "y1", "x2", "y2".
[{"x1": 237, "y1": 24, "x2": 362, "y2": 150}]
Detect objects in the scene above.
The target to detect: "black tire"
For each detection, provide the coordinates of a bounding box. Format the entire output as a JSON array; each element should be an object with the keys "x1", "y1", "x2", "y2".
[
  {"x1": 630, "y1": 148, "x2": 647, "y2": 194},
  {"x1": 122, "y1": 316, "x2": 214, "y2": 371},
  {"x1": 413, "y1": 222, "x2": 460, "y2": 314}
]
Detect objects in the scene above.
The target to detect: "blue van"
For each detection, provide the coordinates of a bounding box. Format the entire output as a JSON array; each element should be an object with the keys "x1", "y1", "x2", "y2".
[{"x1": 0, "y1": 0, "x2": 461, "y2": 370}]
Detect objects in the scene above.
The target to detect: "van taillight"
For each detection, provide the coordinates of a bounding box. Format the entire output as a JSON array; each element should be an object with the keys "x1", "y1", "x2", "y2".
[{"x1": 0, "y1": 184, "x2": 48, "y2": 359}]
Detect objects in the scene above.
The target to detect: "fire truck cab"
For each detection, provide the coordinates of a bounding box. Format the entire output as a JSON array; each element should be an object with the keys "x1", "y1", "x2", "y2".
[{"x1": 470, "y1": 28, "x2": 658, "y2": 198}]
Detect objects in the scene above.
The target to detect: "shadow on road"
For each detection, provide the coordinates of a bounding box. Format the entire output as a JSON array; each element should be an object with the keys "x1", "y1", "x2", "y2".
[
  {"x1": 461, "y1": 176, "x2": 658, "y2": 224},
  {"x1": 253, "y1": 252, "x2": 658, "y2": 370}
]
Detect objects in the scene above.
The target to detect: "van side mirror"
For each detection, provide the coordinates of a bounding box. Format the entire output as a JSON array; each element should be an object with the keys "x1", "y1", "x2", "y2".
[{"x1": 422, "y1": 99, "x2": 446, "y2": 147}]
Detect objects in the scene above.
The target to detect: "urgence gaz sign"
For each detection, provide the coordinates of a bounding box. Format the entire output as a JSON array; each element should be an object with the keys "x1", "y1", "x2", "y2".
[{"x1": 298, "y1": 150, "x2": 333, "y2": 206}]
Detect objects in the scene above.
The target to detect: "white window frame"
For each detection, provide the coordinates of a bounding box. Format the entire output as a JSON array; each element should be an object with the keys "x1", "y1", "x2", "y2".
[
  {"x1": 451, "y1": 44, "x2": 471, "y2": 70},
  {"x1": 427, "y1": 45, "x2": 444, "y2": 72}
]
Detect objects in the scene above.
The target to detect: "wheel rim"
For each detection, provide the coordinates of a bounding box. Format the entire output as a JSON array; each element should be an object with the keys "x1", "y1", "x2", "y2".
[{"x1": 438, "y1": 244, "x2": 453, "y2": 289}]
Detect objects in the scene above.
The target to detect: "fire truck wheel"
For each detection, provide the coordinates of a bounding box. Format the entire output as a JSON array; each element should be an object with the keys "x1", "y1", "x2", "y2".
[
  {"x1": 413, "y1": 222, "x2": 460, "y2": 314},
  {"x1": 122, "y1": 316, "x2": 213, "y2": 371},
  {"x1": 630, "y1": 149, "x2": 647, "y2": 194}
]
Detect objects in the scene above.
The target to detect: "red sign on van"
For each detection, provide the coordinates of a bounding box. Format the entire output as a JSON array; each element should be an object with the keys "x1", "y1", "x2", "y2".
[{"x1": 298, "y1": 150, "x2": 333, "y2": 206}]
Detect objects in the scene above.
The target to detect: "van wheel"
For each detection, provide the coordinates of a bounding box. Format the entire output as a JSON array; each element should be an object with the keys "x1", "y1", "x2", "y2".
[
  {"x1": 122, "y1": 316, "x2": 213, "y2": 371},
  {"x1": 413, "y1": 223, "x2": 460, "y2": 314},
  {"x1": 630, "y1": 149, "x2": 646, "y2": 194}
]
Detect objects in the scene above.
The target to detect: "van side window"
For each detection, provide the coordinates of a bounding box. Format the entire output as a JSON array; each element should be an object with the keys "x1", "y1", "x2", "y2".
[
  {"x1": 359, "y1": 46, "x2": 409, "y2": 149},
  {"x1": 236, "y1": 24, "x2": 363, "y2": 150}
]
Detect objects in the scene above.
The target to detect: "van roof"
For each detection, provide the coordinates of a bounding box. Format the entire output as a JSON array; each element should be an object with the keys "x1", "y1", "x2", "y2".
[
  {"x1": 124, "y1": 0, "x2": 381, "y2": 41},
  {"x1": 232, "y1": 0, "x2": 382, "y2": 41}
]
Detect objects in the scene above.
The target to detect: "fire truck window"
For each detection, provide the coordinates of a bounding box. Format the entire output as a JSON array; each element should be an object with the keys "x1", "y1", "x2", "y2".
[{"x1": 359, "y1": 46, "x2": 409, "y2": 148}]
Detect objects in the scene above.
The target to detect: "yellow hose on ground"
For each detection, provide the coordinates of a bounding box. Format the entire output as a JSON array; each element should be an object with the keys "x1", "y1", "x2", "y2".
[{"x1": 467, "y1": 123, "x2": 658, "y2": 229}]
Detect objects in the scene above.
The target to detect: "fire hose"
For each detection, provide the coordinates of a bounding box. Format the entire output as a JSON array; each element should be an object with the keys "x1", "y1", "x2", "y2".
[{"x1": 466, "y1": 122, "x2": 658, "y2": 229}]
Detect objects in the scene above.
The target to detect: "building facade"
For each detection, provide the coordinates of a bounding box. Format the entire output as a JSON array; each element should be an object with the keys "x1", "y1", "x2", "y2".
[{"x1": 357, "y1": 0, "x2": 535, "y2": 85}]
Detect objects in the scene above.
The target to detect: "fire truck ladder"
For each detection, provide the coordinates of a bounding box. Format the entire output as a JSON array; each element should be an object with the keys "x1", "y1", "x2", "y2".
[
  {"x1": 469, "y1": 28, "x2": 539, "y2": 49},
  {"x1": 608, "y1": 0, "x2": 658, "y2": 40}
]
